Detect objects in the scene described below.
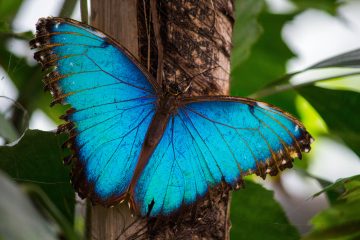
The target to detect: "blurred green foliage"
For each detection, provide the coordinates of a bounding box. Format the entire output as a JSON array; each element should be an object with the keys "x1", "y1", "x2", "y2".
[
  {"x1": 289, "y1": 0, "x2": 341, "y2": 14},
  {"x1": 0, "y1": 0, "x2": 23, "y2": 23},
  {"x1": 229, "y1": 0, "x2": 360, "y2": 238},
  {"x1": 231, "y1": 180, "x2": 300, "y2": 239},
  {"x1": 0, "y1": 130, "x2": 75, "y2": 222},
  {"x1": 0, "y1": 0, "x2": 359, "y2": 239},
  {"x1": 299, "y1": 87, "x2": 360, "y2": 156},
  {"x1": 0, "y1": 171, "x2": 59, "y2": 240},
  {"x1": 304, "y1": 175, "x2": 360, "y2": 239}
]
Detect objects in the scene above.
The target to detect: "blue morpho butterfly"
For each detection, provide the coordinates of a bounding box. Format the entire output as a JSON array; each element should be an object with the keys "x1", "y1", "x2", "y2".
[{"x1": 30, "y1": 17, "x2": 313, "y2": 217}]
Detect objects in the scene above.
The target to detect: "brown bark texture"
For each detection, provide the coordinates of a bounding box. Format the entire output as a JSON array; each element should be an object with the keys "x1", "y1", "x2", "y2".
[{"x1": 88, "y1": 0, "x2": 234, "y2": 239}]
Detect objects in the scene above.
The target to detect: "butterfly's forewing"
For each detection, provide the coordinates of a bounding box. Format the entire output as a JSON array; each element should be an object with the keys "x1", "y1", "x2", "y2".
[
  {"x1": 134, "y1": 96, "x2": 313, "y2": 216},
  {"x1": 30, "y1": 17, "x2": 159, "y2": 204}
]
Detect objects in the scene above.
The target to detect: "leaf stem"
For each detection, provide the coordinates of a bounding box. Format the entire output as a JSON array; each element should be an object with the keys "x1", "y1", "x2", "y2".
[
  {"x1": 59, "y1": 0, "x2": 78, "y2": 18},
  {"x1": 81, "y1": 0, "x2": 89, "y2": 24}
]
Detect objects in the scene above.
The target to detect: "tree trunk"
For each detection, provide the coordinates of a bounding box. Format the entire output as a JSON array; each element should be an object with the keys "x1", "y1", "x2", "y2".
[{"x1": 88, "y1": 0, "x2": 234, "y2": 239}]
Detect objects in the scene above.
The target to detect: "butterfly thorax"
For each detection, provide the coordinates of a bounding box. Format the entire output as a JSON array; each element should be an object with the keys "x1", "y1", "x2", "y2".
[
  {"x1": 163, "y1": 80, "x2": 191, "y2": 97},
  {"x1": 157, "y1": 93, "x2": 179, "y2": 115}
]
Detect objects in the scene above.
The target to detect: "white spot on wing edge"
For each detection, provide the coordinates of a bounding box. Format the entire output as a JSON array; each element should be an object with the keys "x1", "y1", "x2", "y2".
[
  {"x1": 54, "y1": 22, "x2": 60, "y2": 29},
  {"x1": 295, "y1": 125, "x2": 299, "y2": 132},
  {"x1": 96, "y1": 31, "x2": 106, "y2": 38},
  {"x1": 256, "y1": 102, "x2": 268, "y2": 109}
]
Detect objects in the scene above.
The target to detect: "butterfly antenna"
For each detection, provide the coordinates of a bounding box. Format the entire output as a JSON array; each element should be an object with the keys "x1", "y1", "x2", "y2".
[
  {"x1": 184, "y1": 66, "x2": 219, "y2": 84},
  {"x1": 178, "y1": 66, "x2": 219, "y2": 93},
  {"x1": 150, "y1": 0, "x2": 164, "y2": 87}
]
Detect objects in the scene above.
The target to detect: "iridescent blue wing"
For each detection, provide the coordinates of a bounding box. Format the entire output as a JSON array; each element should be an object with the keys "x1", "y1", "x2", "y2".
[
  {"x1": 134, "y1": 96, "x2": 313, "y2": 216},
  {"x1": 30, "y1": 17, "x2": 159, "y2": 205}
]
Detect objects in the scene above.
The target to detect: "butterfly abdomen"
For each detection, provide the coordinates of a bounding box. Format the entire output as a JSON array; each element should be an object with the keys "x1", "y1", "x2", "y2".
[{"x1": 129, "y1": 95, "x2": 177, "y2": 195}]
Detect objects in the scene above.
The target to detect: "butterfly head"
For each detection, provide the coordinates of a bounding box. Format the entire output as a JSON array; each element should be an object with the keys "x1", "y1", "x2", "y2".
[{"x1": 163, "y1": 81, "x2": 191, "y2": 96}]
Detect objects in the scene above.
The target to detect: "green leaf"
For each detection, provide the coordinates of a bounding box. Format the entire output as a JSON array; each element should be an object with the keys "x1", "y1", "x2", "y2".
[
  {"x1": 309, "y1": 48, "x2": 360, "y2": 69},
  {"x1": 231, "y1": 0, "x2": 264, "y2": 69},
  {"x1": 304, "y1": 175, "x2": 360, "y2": 240},
  {"x1": 231, "y1": 181, "x2": 300, "y2": 240},
  {"x1": 0, "y1": 171, "x2": 58, "y2": 240},
  {"x1": 261, "y1": 89, "x2": 300, "y2": 119},
  {"x1": 231, "y1": 12, "x2": 295, "y2": 97},
  {"x1": 0, "y1": 130, "x2": 75, "y2": 223},
  {"x1": 0, "y1": 112, "x2": 18, "y2": 142},
  {"x1": 253, "y1": 47, "x2": 360, "y2": 99},
  {"x1": 298, "y1": 170, "x2": 342, "y2": 204},
  {"x1": 23, "y1": 185, "x2": 79, "y2": 240},
  {"x1": 231, "y1": 11, "x2": 300, "y2": 117},
  {"x1": 59, "y1": 0, "x2": 78, "y2": 18},
  {"x1": 289, "y1": 0, "x2": 341, "y2": 15},
  {"x1": 312, "y1": 175, "x2": 360, "y2": 199},
  {"x1": 0, "y1": 0, "x2": 23, "y2": 22},
  {"x1": 298, "y1": 86, "x2": 360, "y2": 156}
]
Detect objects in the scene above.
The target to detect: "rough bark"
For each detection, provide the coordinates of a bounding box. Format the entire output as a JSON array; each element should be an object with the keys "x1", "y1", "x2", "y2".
[
  {"x1": 89, "y1": 2, "x2": 147, "y2": 240},
  {"x1": 88, "y1": 0, "x2": 234, "y2": 239}
]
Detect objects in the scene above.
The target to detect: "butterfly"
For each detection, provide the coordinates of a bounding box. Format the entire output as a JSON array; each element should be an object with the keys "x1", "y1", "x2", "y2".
[{"x1": 30, "y1": 17, "x2": 313, "y2": 217}]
